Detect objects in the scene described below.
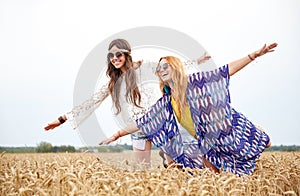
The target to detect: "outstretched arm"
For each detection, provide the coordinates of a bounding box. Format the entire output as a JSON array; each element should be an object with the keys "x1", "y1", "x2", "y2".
[
  {"x1": 99, "y1": 123, "x2": 139, "y2": 145},
  {"x1": 44, "y1": 115, "x2": 67, "y2": 131},
  {"x1": 44, "y1": 82, "x2": 110, "y2": 131},
  {"x1": 228, "y1": 43, "x2": 277, "y2": 76}
]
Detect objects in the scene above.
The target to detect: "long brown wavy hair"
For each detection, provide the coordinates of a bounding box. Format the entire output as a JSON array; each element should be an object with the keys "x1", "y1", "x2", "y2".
[
  {"x1": 157, "y1": 56, "x2": 188, "y2": 115},
  {"x1": 106, "y1": 39, "x2": 141, "y2": 114}
]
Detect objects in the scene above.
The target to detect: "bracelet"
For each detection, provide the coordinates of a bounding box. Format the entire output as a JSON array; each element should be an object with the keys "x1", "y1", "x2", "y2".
[
  {"x1": 248, "y1": 54, "x2": 255, "y2": 61},
  {"x1": 58, "y1": 116, "x2": 66, "y2": 124}
]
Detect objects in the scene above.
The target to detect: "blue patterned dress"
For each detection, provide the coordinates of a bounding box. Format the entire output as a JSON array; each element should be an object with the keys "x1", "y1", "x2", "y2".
[{"x1": 135, "y1": 64, "x2": 270, "y2": 175}]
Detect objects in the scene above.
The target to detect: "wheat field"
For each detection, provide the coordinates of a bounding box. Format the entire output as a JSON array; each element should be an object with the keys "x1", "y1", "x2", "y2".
[{"x1": 0, "y1": 151, "x2": 299, "y2": 195}]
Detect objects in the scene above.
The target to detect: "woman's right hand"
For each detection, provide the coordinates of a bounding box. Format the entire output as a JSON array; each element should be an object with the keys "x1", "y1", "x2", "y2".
[{"x1": 44, "y1": 120, "x2": 61, "y2": 131}]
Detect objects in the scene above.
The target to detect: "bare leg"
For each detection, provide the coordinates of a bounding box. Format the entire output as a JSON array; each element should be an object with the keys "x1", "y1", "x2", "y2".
[
  {"x1": 133, "y1": 140, "x2": 152, "y2": 168},
  {"x1": 158, "y1": 150, "x2": 178, "y2": 168},
  {"x1": 159, "y1": 150, "x2": 168, "y2": 168},
  {"x1": 202, "y1": 157, "x2": 219, "y2": 173},
  {"x1": 158, "y1": 151, "x2": 181, "y2": 169},
  {"x1": 165, "y1": 155, "x2": 184, "y2": 169},
  {"x1": 165, "y1": 154, "x2": 175, "y2": 165}
]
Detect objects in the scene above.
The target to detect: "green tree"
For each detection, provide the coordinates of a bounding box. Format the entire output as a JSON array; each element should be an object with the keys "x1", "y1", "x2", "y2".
[{"x1": 36, "y1": 141, "x2": 52, "y2": 153}]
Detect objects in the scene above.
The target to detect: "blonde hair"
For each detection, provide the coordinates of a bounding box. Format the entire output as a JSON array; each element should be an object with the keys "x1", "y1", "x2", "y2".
[{"x1": 157, "y1": 56, "x2": 188, "y2": 115}]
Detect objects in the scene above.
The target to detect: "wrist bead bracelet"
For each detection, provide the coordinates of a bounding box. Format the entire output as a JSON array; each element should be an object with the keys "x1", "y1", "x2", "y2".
[
  {"x1": 58, "y1": 116, "x2": 66, "y2": 124},
  {"x1": 248, "y1": 54, "x2": 255, "y2": 61}
]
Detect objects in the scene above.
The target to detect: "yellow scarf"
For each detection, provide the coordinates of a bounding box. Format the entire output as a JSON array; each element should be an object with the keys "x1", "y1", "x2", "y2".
[{"x1": 171, "y1": 96, "x2": 196, "y2": 138}]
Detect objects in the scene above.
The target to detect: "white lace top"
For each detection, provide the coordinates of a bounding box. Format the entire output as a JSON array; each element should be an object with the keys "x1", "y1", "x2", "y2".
[
  {"x1": 65, "y1": 60, "x2": 197, "y2": 130},
  {"x1": 66, "y1": 61, "x2": 161, "y2": 130}
]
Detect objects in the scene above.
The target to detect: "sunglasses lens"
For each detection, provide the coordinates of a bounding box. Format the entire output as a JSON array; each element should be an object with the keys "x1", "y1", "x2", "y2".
[
  {"x1": 115, "y1": 51, "x2": 123, "y2": 58},
  {"x1": 156, "y1": 63, "x2": 169, "y2": 72},
  {"x1": 108, "y1": 53, "x2": 114, "y2": 59},
  {"x1": 156, "y1": 66, "x2": 160, "y2": 72}
]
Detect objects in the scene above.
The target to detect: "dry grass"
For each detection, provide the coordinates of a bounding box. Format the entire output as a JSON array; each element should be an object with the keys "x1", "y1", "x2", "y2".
[{"x1": 0, "y1": 151, "x2": 299, "y2": 195}]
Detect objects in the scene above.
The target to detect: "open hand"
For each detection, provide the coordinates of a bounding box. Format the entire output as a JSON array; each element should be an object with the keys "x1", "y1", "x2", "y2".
[
  {"x1": 255, "y1": 43, "x2": 278, "y2": 58},
  {"x1": 197, "y1": 51, "x2": 211, "y2": 64},
  {"x1": 133, "y1": 60, "x2": 144, "y2": 69},
  {"x1": 44, "y1": 120, "x2": 61, "y2": 131},
  {"x1": 99, "y1": 131, "x2": 120, "y2": 145}
]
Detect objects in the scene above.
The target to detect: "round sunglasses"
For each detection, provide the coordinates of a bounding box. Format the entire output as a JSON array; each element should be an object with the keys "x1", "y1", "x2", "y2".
[
  {"x1": 156, "y1": 63, "x2": 170, "y2": 72},
  {"x1": 107, "y1": 49, "x2": 129, "y2": 60}
]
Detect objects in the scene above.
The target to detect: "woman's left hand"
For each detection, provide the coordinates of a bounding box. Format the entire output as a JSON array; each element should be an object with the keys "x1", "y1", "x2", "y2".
[
  {"x1": 197, "y1": 51, "x2": 211, "y2": 64},
  {"x1": 254, "y1": 43, "x2": 278, "y2": 58},
  {"x1": 99, "y1": 131, "x2": 121, "y2": 145},
  {"x1": 133, "y1": 60, "x2": 144, "y2": 69}
]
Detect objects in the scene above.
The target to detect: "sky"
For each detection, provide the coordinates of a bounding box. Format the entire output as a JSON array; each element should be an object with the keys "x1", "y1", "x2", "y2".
[{"x1": 0, "y1": 0, "x2": 299, "y2": 147}]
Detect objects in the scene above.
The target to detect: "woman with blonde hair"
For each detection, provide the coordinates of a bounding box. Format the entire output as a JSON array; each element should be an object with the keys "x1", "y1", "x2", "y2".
[{"x1": 100, "y1": 43, "x2": 277, "y2": 175}]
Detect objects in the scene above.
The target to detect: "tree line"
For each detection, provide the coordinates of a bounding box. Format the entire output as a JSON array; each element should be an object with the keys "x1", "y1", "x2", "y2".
[
  {"x1": 0, "y1": 141, "x2": 132, "y2": 153},
  {"x1": 0, "y1": 142, "x2": 76, "y2": 153},
  {"x1": 0, "y1": 142, "x2": 299, "y2": 153}
]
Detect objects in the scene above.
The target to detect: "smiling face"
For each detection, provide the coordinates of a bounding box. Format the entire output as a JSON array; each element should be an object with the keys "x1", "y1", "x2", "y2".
[
  {"x1": 108, "y1": 46, "x2": 127, "y2": 73},
  {"x1": 157, "y1": 58, "x2": 173, "y2": 83}
]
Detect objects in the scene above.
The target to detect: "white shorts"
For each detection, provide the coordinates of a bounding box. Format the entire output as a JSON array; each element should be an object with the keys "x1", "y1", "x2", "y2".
[{"x1": 131, "y1": 139, "x2": 147, "y2": 150}]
